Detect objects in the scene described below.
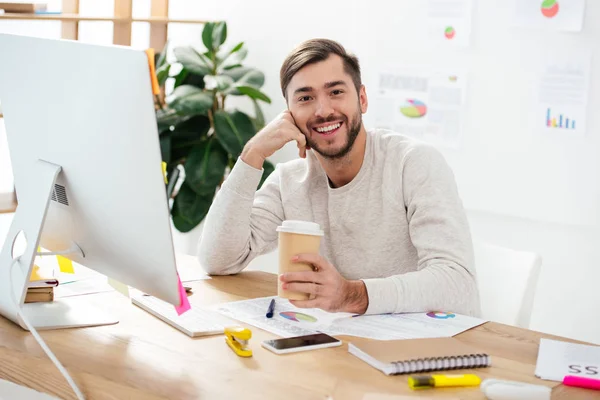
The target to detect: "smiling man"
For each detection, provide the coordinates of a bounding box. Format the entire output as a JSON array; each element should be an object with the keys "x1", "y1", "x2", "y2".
[{"x1": 198, "y1": 39, "x2": 481, "y2": 316}]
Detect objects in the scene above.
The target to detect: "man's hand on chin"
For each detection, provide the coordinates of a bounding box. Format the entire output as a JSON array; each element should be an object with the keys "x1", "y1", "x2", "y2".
[{"x1": 279, "y1": 253, "x2": 369, "y2": 314}]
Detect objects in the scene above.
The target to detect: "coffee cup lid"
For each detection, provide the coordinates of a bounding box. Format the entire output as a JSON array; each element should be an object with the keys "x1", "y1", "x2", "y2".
[{"x1": 276, "y1": 220, "x2": 324, "y2": 236}]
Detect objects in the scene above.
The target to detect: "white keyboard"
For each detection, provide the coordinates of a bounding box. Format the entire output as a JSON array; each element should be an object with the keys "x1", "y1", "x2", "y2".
[{"x1": 132, "y1": 294, "x2": 225, "y2": 337}]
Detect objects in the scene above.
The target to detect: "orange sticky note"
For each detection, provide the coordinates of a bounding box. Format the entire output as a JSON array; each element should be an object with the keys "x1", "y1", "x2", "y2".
[
  {"x1": 108, "y1": 277, "x2": 129, "y2": 297},
  {"x1": 145, "y1": 48, "x2": 161, "y2": 96},
  {"x1": 161, "y1": 161, "x2": 168, "y2": 184},
  {"x1": 175, "y1": 276, "x2": 191, "y2": 315},
  {"x1": 56, "y1": 255, "x2": 74, "y2": 274}
]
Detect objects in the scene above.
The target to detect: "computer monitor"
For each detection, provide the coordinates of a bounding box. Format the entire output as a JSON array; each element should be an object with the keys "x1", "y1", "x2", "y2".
[{"x1": 0, "y1": 33, "x2": 181, "y2": 330}]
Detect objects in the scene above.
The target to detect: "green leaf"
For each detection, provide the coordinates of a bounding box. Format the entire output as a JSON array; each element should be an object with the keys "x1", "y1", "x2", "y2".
[
  {"x1": 203, "y1": 74, "x2": 234, "y2": 91},
  {"x1": 172, "y1": 182, "x2": 213, "y2": 232},
  {"x1": 259, "y1": 160, "x2": 275, "y2": 189},
  {"x1": 214, "y1": 110, "x2": 256, "y2": 159},
  {"x1": 235, "y1": 86, "x2": 271, "y2": 103},
  {"x1": 223, "y1": 68, "x2": 265, "y2": 94},
  {"x1": 201, "y1": 22, "x2": 215, "y2": 52},
  {"x1": 167, "y1": 85, "x2": 214, "y2": 116},
  {"x1": 160, "y1": 136, "x2": 171, "y2": 164},
  {"x1": 223, "y1": 63, "x2": 242, "y2": 71},
  {"x1": 184, "y1": 137, "x2": 228, "y2": 196},
  {"x1": 156, "y1": 63, "x2": 171, "y2": 86},
  {"x1": 174, "y1": 46, "x2": 212, "y2": 76},
  {"x1": 169, "y1": 115, "x2": 212, "y2": 162},
  {"x1": 230, "y1": 41, "x2": 244, "y2": 54},
  {"x1": 157, "y1": 107, "x2": 185, "y2": 134},
  {"x1": 251, "y1": 99, "x2": 265, "y2": 131},
  {"x1": 173, "y1": 68, "x2": 205, "y2": 89},
  {"x1": 219, "y1": 47, "x2": 248, "y2": 71},
  {"x1": 212, "y1": 22, "x2": 227, "y2": 49}
]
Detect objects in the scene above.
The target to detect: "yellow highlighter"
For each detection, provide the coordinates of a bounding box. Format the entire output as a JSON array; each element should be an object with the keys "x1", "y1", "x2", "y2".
[{"x1": 408, "y1": 374, "x2": 481, "y2": 390}]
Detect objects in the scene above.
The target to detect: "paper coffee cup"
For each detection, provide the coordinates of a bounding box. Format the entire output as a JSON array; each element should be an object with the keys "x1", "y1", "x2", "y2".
[{"x1": 276, "y1": 220, "x2": 324, "y2": 300}]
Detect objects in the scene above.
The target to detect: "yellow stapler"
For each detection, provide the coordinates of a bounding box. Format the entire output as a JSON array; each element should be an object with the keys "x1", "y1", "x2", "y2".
[{"x1": 225, "y1": 326, "x2": 252, "y2": 357}]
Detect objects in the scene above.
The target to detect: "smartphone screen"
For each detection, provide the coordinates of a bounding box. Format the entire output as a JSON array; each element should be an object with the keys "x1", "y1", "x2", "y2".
[{"x1": 265, "y1": 333, "x2": 340, "y2": 350}]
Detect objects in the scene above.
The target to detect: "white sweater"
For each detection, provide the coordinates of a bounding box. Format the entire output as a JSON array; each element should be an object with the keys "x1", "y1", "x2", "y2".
[{"x1": 198, "y1": 129, "x2": 481, "y2": 316}]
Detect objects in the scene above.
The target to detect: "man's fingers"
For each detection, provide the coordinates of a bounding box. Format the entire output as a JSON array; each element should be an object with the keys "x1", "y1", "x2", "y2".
[
  {"x1": 283, "y1": 282, "x2": 321, "y2": 295},
  {"x1": 280, "y1": 270, "x2": 321, "y2": 283},
  {"x1": 292, "y1": 253, "x2": 328, "y2": 271}
]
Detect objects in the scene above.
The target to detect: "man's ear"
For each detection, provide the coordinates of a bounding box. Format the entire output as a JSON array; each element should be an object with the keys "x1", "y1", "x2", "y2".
[{"x1": 359, "y1": 85, "x2": 368, "y2": 114}]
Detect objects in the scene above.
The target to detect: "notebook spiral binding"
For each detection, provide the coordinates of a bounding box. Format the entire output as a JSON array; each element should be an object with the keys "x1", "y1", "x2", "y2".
[{"x1": 391, "y1": 353, "x2": 491, "y2": 375}]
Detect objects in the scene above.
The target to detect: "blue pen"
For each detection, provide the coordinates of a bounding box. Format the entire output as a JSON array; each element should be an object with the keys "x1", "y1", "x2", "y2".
[{"x1": 266, "y1": 298, "x2": 275, "y2": 318}]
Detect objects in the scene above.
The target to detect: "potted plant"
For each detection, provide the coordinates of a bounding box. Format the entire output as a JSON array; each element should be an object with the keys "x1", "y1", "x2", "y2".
[{"x1": 154, "y1": 21, "x2": 274, "y2": 233}]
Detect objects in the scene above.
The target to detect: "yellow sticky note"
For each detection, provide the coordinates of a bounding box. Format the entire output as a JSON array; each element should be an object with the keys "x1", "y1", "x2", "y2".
[
  {"x1": 161, "y1": 161, "x2": 168, "y2": 184},
  {"x1": 29, "y1": 264, "x2": 43, "y2": 281},
  {"x1": 37, "y1": 246, "x2": 42, "y2": 257},
  {"x1": 108, "y1": 277, "x2": 129, "y2": 297},
  {"x1": 56, "y1": 255, "x2": 74, "y2": 274}
]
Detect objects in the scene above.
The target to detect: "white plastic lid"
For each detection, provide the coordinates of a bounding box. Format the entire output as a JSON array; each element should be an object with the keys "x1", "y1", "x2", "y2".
[{"x1": 276, "y1": 220, "x2": 324, "y2": 236}]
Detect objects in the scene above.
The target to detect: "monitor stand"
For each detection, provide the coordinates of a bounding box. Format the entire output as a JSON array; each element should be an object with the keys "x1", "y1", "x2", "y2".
[{"x1": 0, "y1": 160, "x2": 118, "y2": 330}]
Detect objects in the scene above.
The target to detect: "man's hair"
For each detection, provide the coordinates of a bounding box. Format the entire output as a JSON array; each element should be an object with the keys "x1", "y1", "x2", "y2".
[{"x1": 280, "y1": 38, "x2": 362, "y2": 99}]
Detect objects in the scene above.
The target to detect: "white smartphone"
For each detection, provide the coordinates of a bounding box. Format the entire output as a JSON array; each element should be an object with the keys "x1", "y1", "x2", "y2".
[{"x1": 261, "y1": 333, "x2": 342, "y2": 355}]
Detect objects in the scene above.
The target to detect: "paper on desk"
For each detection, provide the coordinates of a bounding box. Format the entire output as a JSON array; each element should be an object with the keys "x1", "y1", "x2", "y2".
[
  {"x1": 213, "y1": 297, "x2": 486, "y2": 340},
  {"x1": 213, "y1": 296, "x2": 353, "y2": 338},
  {"x1": 535, "y1": 338, "x2": 600, "y2": 382},
  {"x1": 327, "y1": 311, "x2": 487, "y2": 340}
]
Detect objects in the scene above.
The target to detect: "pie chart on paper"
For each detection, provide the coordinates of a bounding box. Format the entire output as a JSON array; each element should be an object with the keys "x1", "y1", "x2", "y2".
[
  {"x1": 280, "y1": 311, "x2": 317, "y2": 323},
  {"x1": 541, "y1": 0, "x2": 559, "y2": 18},
  {"x1": 400, "y1": 99, "x2": 427, "y2": 118}
]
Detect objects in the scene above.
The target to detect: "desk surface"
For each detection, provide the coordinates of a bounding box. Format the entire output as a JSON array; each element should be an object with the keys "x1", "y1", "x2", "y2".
[
  {"x1": 0, "y1": 192, "x2": 16, "y2": 214},
  {"x1": 0, "y1": 255, "x2": 597, "y2": 400}
]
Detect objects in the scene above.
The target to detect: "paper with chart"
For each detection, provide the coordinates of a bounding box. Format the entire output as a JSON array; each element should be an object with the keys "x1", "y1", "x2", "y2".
[
  {"x1": 535, "y1": 338, "x2": 600, "y2": 382},
  {"x1": 537, "y1": 51, "x2": 590, "y2": 137},
  {"x1": 370, "y1": 68, "x2": 466, "y2": 148},
  {"x1": 213, "y1": 297, "x2": 487, "y2": 340},
  {"x1": 426, "y1": 0, "x2": 473, "y2": 47},
  {"x1": 514, "y1": 0, "x2": 585, "y2": 32}
]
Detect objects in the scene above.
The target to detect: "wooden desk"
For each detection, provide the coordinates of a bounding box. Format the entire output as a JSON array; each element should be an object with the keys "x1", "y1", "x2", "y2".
[
  {"x1": 0, "y1": 192, "x2": 17, "y2": 214},
  {"x1": 0, "y1": 255, "x2": 597, "y2": 400}
]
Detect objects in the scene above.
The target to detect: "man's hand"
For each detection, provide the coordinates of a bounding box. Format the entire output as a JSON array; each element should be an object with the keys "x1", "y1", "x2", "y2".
[
  {"x1": 241, "y1": 110, "x2": 307, "y2": 169},
  {"x1": 279, "y1": 254, "x2": 369, "y2": 314}
]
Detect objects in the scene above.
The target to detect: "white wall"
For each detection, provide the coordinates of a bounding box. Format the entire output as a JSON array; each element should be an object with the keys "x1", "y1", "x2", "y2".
[
  {"x1": 166, "y1": 0, "x2": 600, "y2": 345},
  {"x1": 1, "y1": 0, "x2": 598, "y2": 344}
]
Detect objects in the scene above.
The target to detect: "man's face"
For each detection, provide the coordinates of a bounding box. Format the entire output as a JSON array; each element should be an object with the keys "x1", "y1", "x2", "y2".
[{"x1": 286, "y1": 55, "x2": 368, "y2": 159}]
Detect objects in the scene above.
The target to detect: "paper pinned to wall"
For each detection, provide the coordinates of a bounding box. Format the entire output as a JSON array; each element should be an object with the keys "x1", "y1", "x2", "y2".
[
  {"x1": 368, "y1": 67, "x2": 467, "y2": 149},
  {"x1": 536, "y1": 50, "x2": 591, "y2": 137},
  {"x1": 514, "y1": 0, "x2": 586, "y2": 32},
  {"x1": 426, "y1": 0, "x2": 473, "y2": 47}
]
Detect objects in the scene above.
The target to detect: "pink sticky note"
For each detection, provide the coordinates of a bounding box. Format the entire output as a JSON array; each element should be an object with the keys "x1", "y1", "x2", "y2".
[{"x1": 175, "y1": 275, "x2": 191, "y2": 316}]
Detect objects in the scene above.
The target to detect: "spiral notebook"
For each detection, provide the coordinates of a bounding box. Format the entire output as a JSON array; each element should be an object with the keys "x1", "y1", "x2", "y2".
[{"x1": 348, "y1": 337, "x2": 491, "y2": 375}]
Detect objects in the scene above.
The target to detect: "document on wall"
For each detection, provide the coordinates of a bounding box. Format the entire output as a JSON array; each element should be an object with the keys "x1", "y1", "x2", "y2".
[
  {"x1": 536, "y1": 50, "x2": 590, "y2": 137},
  {"x1": 368, "y1": 67, "x2": 467, "y2": 148},
  {"x1": 514, "y1": 0, "x2": 586, "y2": 32},
  {"x1": 213, "y1": 296, "x2": 486, "y2": 340},
  {"x1": 535, "y1": 338, "x2": 600, "y2": 382},
  {"x1": 426, "y1": 0, "x2": 473, "y2": 47}
]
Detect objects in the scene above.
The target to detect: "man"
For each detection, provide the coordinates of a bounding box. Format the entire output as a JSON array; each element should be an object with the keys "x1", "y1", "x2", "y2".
[{"x1": 199, "y1": 38, "x2": 480, "y2": 316}]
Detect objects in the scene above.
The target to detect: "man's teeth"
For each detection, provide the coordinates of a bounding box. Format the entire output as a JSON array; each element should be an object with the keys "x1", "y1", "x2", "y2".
[{"x1": 316, "y1": 123, "x2": 341, "y2": 133}]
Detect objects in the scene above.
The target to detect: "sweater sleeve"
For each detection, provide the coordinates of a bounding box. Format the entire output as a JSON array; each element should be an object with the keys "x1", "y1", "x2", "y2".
[
  {"x1": 361, "y1": 144, "x2": 481, "y2": 316},
  {"x1": 197, "y1": 158, "x2": 284, "y2": 275}
]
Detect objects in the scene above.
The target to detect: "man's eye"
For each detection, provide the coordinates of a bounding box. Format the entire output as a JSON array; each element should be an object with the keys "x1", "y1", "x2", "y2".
[
  {"x1": 299, "y1": 96, "x2": 312, "y2": 102},
  {"x1": 332, "y1": 90, "x2": 344, "y2": 95}
]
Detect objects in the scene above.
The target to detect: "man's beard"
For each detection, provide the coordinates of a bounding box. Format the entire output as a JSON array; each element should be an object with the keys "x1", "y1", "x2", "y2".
[{"x1": 305, "y1": 110, "x2": 362, "y2": 160}]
